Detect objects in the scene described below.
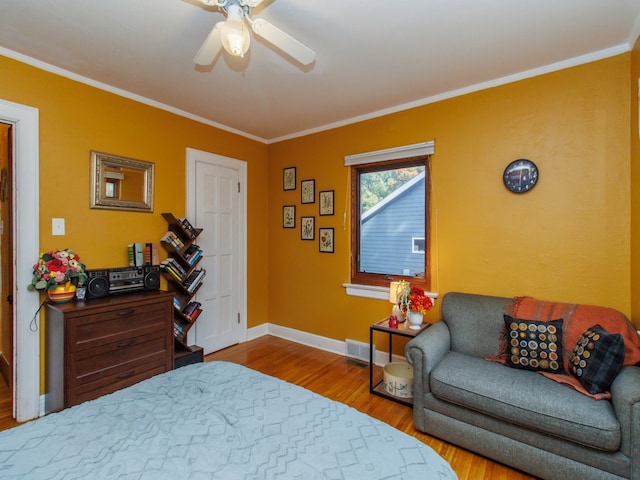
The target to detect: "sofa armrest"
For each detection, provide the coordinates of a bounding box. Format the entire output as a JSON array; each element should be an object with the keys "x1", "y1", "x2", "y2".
[
  {"x1": 405, "y1": 320, "x2": 451, "y2": 399},
  {"x1": 610, "y1": 365, "x2": 640, "y2": 474}
]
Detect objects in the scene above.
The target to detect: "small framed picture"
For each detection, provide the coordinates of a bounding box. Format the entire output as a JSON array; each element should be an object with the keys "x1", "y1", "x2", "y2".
[
  {"x1": 319, "y1": 190, "x2": 334, "y2": 216},
  {"x1": 283, "y1": 167, "x2": 296, "y2": 191},
  {"x1": 319, "y1": 228, "x2": 334, "y2": 253},
  {"x1": 301, "y1": 216, "x2": 315, "y2": 240},
  {"x1": 283, "y1": 205, "x2": 296, "y2": 228},
  {"x1": 301, "y1": 179, "x2": 315, "y2": 204}
]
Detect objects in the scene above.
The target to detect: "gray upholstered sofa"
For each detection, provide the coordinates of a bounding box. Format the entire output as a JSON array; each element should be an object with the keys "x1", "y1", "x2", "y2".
[{"x1": 405, "y1": 292, "x2": 640, "y2": 480}]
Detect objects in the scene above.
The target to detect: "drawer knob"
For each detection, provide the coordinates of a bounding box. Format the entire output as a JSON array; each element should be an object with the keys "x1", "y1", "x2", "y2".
[
  {"x1": 116, "y1": 371, "x2": 134, "y2": 380},
  {"x1": 116, "y1": 309, "x2": 135, "y2": 316},
  {"x1": 116, "y1": 340, "x2": 135, "y2": 348}
]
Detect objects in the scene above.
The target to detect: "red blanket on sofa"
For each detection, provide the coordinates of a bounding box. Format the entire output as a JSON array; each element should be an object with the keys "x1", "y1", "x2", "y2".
[{"x1": 493, "y1": 297, "x2": 640, "y2": 399}]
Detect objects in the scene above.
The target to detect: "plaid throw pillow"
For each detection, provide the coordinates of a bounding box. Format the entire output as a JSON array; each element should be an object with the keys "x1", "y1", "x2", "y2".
[
  {"x1": 504, "y1": 315, "x2": 564, "y2": 373},
  {"x1": 569, "y1": 324, "x2": 625, "y2": 395}
]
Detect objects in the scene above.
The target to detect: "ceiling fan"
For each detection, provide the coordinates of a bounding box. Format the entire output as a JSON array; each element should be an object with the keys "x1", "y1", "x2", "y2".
[{"x1": 194, "y1": 0, "x2": 316, "y2": 66}]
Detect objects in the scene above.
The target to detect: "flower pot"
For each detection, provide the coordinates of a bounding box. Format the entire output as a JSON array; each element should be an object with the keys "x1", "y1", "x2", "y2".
[
  {"x1": 48, "y1": 283, "x2": 76, "y2": 304},
  {"x1": 407, "y1": 311, "x2": 424, "y2": 330}
]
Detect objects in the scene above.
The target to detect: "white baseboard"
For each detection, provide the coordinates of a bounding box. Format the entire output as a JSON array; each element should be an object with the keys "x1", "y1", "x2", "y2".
[{"x1": 246, "y1": 323, "x2": 406, "y2": 366}]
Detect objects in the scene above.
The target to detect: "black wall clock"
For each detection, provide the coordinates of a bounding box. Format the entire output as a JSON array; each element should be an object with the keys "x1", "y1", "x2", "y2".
[{"x1": 503, "y1": 159, "x2": 538, "y2": 193}]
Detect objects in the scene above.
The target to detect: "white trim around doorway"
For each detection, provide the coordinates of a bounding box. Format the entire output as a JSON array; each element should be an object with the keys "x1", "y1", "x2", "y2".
[{"x1": 0, "y1": 99, "x2": 40, "y2": 422}]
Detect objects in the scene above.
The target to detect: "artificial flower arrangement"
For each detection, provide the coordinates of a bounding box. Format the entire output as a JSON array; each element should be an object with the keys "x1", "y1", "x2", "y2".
[
  {"x1": 29, "y1": 249, "x2": 87, "y2": 291},
  {"x1": 395, "y1": 280, "x2": 433, "y2": 314}
]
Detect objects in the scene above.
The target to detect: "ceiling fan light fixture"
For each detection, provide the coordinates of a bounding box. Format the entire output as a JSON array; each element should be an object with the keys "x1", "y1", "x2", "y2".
[
  {"x1": 220, "y1": 3, "x2": 250, "y2": 58},
  {"x1": 193, "y1": 0, "x2": 315, "y2": 67},
  {"x1": 221, "y1": 18, "x2": 250, "y2": 57}
]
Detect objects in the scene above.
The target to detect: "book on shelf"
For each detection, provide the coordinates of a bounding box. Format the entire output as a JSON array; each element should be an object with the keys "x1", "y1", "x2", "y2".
[
  {"x1": 160, "y1": 260, "x2": 184, "y2": 282},
  {"x1": 184, "y1": 243, "x2": 200, "y2": 258},
  {"x1": 183, "y1": 269, "x2": 205, "y2": 292},
  {"x1": 173, "y1": 296, "x2": 184, "y2": 310},
  {"x1": 160, "y1": 231, "x2": 184, "y2": 250},
  {"x1": 188, "y1": 308, "x2": 202, "y2": 321},
  {"x1": 165, "y1": 257, "x2": 187, "y2": 277},
  {"x1": 184, "y1": 244, "x2": 202, "y2": 265},
  {"x1": 160, "y1": 232, "x2": 176, "y2": 248},
  {"x1": 173, "y1": 321, "x2": 187, "y2": 341},
  {"x1": 187, "y1": 249, "x2": 202, "y2": 265},
  {"x1": 183, "y1": 301, "x2": 201, "y2": 317},
  {"x1": 180, "y1": 218, "x2": 199, "y2": 239}
]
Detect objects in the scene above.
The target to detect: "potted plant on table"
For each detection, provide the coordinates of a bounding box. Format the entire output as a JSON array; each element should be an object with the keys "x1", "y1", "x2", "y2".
[
  {"x1": 29, "y1": 249, "x2": 87, "y2": 303},
  {"x1": 396, "y1": 281, "x2": 433, "y2": 330}
]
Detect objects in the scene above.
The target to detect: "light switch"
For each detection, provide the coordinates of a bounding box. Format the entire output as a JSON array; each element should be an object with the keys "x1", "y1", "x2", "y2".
[{"x1": 52, "y1": 218, "x2": 65, "y2": 236}]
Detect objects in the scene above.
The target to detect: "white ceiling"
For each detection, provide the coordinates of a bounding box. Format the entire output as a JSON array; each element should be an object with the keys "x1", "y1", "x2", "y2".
[{"x1": 1, "y1": 0, "x2": 639, "y2": 143}]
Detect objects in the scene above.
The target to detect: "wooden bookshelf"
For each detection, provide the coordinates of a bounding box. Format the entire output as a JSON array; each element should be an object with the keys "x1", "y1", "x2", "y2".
[{"x1": 160, "y1": 212, "x2": 206, "y2": 360}]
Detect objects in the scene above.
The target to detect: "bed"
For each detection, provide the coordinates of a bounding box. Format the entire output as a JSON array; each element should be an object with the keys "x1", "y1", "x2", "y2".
[{"x1": 0, "y1": 361, "x2": 457, "y2": 479}]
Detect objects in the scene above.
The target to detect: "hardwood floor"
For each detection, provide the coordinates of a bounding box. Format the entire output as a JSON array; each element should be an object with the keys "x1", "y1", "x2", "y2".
[
  {"x1": 205, "y1": 335, "x2": 538, "y2": 480},
  {"x1": 0, "y1": 335, "x2": 537, "y2": 479},
  {"x1": 0, "y1": 377, "x2": 17, "y2": 431}
]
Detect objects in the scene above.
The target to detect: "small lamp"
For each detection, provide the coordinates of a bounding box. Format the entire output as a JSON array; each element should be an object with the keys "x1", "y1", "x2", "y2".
[{"x1": 389, "y1": 281, "x2": 406, "y2": 323}]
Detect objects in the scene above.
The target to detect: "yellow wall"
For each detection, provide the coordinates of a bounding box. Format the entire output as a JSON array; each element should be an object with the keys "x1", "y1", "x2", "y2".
[
  {"x1": 0, "y1": 54, "x2": 270, "y2": 330},
  {"x1": 269, "y1": 54, "x2": 634, "y2": 348},
  {"x1": 630, "y1": 37, "x2": 640, "y2": 324},
  {"x1": 1, "y1": 47, "x2": 636, "y2": 362}
]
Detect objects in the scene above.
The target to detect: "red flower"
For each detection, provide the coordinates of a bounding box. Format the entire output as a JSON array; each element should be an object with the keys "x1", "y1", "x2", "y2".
[{"x1": 407, "y1": 286, "x2": 433, "y2": 315}]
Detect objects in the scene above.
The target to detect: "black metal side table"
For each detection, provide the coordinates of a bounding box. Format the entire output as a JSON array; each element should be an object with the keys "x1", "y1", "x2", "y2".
[{"x1": 369, "y1": 317, "x2": 430, "y2": 406}]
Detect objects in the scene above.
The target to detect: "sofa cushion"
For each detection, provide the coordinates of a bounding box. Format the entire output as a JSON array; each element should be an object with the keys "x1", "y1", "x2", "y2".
[
  {"x1": 441, "y1": 292, "x2": 513, "y2": 358},
  {"x1": 505, "y1": 296, "x2": 640, "y2": 371},
  {"x1": 430, "y1": 351, "x2": 621, "y2": 451},
  {"x1": 569, "y1": 325, "x2": 625, "y2": 395},
  {"x1": 504, "y1": 315, "x2": 564, "y2": 373}
]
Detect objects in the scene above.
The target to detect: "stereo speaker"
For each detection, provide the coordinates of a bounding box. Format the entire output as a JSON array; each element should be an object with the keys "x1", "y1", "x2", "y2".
[
  {"x1": 85, "y1": 269, "x2": 110, "y2": 299},
  {"x1": 143, "y1": 265, "x2": 160, "y2": 291}
]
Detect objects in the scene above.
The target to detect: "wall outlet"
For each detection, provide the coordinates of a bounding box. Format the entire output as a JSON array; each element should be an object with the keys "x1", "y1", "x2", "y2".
[{"x1": 52, "y1": 218, "x2": 65, "y2": 236}]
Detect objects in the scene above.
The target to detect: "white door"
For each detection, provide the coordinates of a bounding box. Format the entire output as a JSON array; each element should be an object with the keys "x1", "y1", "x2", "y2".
[{"x1": 186, "y1": 148, "x2": 246, "y2": 354}]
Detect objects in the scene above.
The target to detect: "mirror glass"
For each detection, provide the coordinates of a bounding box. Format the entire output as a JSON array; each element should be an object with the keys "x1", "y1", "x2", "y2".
[{"x1": 90, "y1": 151, "x2": 154, "y2": 212}]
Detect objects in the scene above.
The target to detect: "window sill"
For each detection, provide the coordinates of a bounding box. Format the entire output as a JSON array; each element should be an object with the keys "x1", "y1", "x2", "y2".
[{"x1": 343, "y1": 283, "x2": 439, "y2": 304}]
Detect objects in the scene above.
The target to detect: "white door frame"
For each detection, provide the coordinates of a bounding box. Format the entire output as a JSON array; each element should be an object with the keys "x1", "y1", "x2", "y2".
[
  {"x1": 0, "y1": 99, "x2": 40, "y2": 422},
  {"x1": 185, "y1": 148, "x2": 247, "y2": 345}
]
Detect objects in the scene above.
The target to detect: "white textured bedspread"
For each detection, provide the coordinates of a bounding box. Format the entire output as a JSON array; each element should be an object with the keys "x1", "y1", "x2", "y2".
[{"x1": 0, "y1": 361, "x2": 457, "y2": 479}]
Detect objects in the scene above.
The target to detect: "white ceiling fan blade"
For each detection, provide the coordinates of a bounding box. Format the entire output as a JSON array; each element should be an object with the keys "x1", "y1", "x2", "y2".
[
  {"x1": 251, "y1": 18, "x2": 315, "y2": 65},
  {"x1": 194, "y1": 22, "x2": 224, "y2": 65}
]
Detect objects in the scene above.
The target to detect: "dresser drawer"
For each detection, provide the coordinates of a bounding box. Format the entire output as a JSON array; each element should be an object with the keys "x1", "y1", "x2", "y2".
[
  {"x1": 66, "y1": 362, "x2": 167, "y2": 407},
  {"x1": 67, "y1": 330, "x2": 169, "y2": 388},
  {"x1": 66, "y1": 302, "x2": 169, "y2": 353},
  {"x1": 45, "y1": 291, "x2": 174, "y2": 413}
]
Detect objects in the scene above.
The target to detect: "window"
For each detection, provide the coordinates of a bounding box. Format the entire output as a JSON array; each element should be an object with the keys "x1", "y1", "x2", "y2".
[
  {"x1": 346, "y1": 142, "x2": 433, "y2": 289},
  {"x1": 412, "y1": 237, "x2": 425, "y2": 254}
]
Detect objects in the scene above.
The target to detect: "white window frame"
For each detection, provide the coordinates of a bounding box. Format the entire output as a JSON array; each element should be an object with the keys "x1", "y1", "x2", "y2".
[{"x1": 342, "y1": 141, "x2": 436, "y2": 300}]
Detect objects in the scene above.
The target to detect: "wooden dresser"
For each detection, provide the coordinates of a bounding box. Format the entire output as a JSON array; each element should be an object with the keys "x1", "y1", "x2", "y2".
[{"x1": 45, "y1": 290, "x2": 174, "y2": 413}]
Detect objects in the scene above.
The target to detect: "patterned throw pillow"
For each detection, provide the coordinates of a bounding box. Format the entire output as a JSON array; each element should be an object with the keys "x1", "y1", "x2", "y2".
[
  {"x1": 569, "y1": 324, "x2": 625, "y2": 395},
  {"x1": 503, "y1": 315, "x2": 564, "y2": 373}
]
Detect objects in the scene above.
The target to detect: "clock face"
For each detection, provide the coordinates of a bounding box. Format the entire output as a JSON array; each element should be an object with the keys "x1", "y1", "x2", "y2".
[{"x1": 503, "y1": 159, "x2": 538, "y2": 193}]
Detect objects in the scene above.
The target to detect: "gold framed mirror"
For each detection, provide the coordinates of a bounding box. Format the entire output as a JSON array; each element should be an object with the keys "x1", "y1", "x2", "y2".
[{"x1": 90, "y1": 151, "x2": 154, "y2": 212}]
